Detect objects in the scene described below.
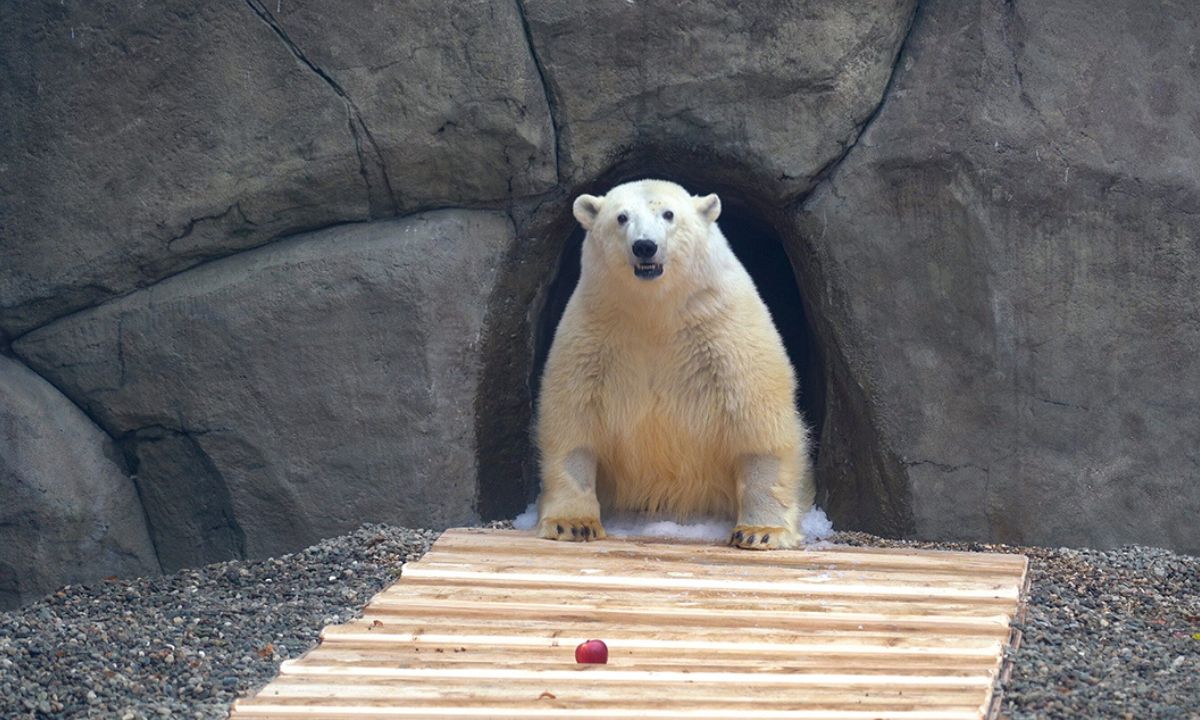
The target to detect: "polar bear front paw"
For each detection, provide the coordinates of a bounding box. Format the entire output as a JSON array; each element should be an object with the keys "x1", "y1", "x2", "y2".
[
  {"x1": 729, "y1": 525, "x2": 795, "y2": 550},
  {"x1": 538, "y1": 517, "x2": 607, "y2": 542}
]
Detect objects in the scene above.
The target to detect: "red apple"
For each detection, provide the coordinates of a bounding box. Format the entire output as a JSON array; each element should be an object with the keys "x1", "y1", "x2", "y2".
[{"x1": 574, "y1": 639, "x2": 608, "y2": 664}]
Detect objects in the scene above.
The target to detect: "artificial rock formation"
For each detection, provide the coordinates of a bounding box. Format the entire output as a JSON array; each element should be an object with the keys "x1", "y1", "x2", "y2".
[
  {"x1": 797, "y1": 0, "x2": 1200, "y2": 553},
  {"x1": 0, "y1": 0, "x2": 552, "y2": 336},
  {"x1": 3, "y1": 0, "x2": 1199, "y2": 605},
  {"x1": 0, "y1": 356, "x2": 160, "y2": 609},
  {"x1": 521, "y1": 0, "x2": 915, "y2": 199},
  {"x1": 16, "y1": 212, "x2": 512, "y2": 567}
]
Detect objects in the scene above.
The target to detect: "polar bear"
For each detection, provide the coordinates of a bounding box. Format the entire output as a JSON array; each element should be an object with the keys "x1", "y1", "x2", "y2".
[{"x1": 535, "y1": 179, "x2": 814, "y2": 549}]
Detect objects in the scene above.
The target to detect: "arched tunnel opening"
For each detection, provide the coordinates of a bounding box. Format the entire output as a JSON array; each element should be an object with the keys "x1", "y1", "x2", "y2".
[
  {"x1": 476, "y1": 156, "x2": 913, "y2": 538},
  {"x1": 523, "y1": 190, "x2": 828, "y2": 511}
]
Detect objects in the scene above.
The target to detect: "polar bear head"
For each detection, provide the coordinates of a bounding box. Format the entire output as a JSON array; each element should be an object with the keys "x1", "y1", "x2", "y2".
[{"x1": 573, "y1": 179, "x2": 722, "y2": 286}]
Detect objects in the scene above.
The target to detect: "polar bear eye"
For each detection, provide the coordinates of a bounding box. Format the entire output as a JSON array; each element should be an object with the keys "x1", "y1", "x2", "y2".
[
  {"x1": 617, "y1": 213, "x2": 629, "y2": 225},
  {"x1": 662, "y1": 210, "x2": 674, "y2": 221}
]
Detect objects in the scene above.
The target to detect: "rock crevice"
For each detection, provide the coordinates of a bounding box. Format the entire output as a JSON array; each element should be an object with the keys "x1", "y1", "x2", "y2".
[
  {"x1": 240, "y1": 0, "x2": 398, "y2": 216},
  {"x1": 117, "y1": 425, "x2": 247, "y2": 572},
  {"x1": 513, "y1": 0, "x2": 563, "y2": 186},
  {"x1": 799, "y1": 0, "x2": 924, "y2": 203},
  {"x1": 0, "y1": 355, "x2": 161, "y2": 609}
]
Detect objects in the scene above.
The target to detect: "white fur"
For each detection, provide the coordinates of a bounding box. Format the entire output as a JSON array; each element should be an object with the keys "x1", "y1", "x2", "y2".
[{"x1": 536, "y1": 179, "x2": 815, "y2": 549}]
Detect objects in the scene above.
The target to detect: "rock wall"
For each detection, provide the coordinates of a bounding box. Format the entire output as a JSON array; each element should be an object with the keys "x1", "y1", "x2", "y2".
[
  {"x1": 797, "y1": 0, "x2": 1200, "y2": 553},
  {"x1": 0, "y1": 0, "x2": 552, "y2": 336},
  {"x1": 0, "y1": 356, "x2": 160, "y2": 608},
  {"x1": 1, "y1": 0, "x2": 1197, "y2": 604},
  {"x1": 15, "y1": 212, "x2": 511, "y2": 569}
]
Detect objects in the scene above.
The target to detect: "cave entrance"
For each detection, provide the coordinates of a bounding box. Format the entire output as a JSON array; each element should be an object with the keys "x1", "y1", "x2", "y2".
[{"x1": 527, "y1": 193, "x2": 827, "y2": 503}]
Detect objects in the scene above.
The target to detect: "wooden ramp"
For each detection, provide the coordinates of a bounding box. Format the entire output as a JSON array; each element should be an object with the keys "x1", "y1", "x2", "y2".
[{"x1": 232, "y1": 528, "x2": 1028, "y2": 719}]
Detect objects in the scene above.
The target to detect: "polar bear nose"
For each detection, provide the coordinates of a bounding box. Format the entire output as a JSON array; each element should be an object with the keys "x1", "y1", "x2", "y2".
[{"x1": 632, "y1": 240, "x2": 658, "y2": 259}]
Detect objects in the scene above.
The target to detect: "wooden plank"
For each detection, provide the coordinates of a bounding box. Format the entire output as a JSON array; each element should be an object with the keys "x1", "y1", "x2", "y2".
[
  {"x1": 412, "y1": 550, "x2": 1021, "y2": 592},
  {"x1": 259, "y1": 672, "x2": 990, "y2": 694},
  {"x1": 232, "y1": 705, "x2": 987, "y2": 720},
  {"x1": 316, "y1": 628, "x2": 1003, "y2": 662},
  {"x1": 397, "y1": 565, "x2": 1021, "y2": 601},
  {"x1": 380, "y1": 580, "x2": 1018, "y2": 618},
  {"x1": 302, "y1": 641, "x2": 1004, "y2": 674},
  {"x1": 436, "y1": 528, "x2": 1029, "y2": 569},
  {"x1": 238, "y1": 690, "x2": 985, "y2": 713},
  {"x1": 294, "y1": 643, "x2": 1003, "y2": 668},
  {"x1": 231, "y1": 528, "x2": 1027, "y2": 720},
  {"x1": 362, "y1": 597, "x2": 1015, "y2": 636},
  {"x1": 273, "y1": 664, "x2": 995, "y2": 688},
  {"x1": 298, "y1": 638, "x2": 1003, "y2": 666},
  {"x1": 321, "y1": 618, "x2": 1005, "y2": 656},
  {"x1": 431, "y1": 529, "x2": 1028, "y2": 575},
  {"x1": 233, "y1": 681, "x2": 990, "y2": 714}
]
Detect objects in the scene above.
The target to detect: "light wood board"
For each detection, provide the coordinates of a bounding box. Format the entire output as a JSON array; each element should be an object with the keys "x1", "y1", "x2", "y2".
[{"x1": 232, "y1": 528, "x2": 1028, "y2": 719}]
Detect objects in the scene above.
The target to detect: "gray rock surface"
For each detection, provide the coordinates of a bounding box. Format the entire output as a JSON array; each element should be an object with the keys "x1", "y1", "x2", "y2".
[
  {"x1": 521, "y1": 0, "x2": 916, "y2": 198},
  {"x1": 262, "y1": 0, "x2": 556, "y2": 207},
  {"x1": 0, "y1": 356, "x2": 160, "y2": 609},
  {"x1": 4, "y1": 0, "x2": 1199, "y2": 586},
  {"x1": 0, "y1": 0, "x2": 553, "y2": 337},
  {"x1": 14, "y1": 211, "x2": 512, "y2": 567},
  {"x1": 797, "y1": 0, "x2": 1200, "y2": 553}
]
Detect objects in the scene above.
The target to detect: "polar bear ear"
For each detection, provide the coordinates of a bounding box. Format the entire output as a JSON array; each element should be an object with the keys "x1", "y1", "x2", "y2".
[
  {"x1": 573, "y1": 194, "x2": 604, "y2": 230},
  {"x1": 695, "y1": 193, "x2": 721, "y2": 224}
]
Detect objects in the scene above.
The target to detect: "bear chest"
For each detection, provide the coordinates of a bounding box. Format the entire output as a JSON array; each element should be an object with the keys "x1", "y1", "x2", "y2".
[{"x1": 595, "y1": 341, "x2": 723, "y2": 442}]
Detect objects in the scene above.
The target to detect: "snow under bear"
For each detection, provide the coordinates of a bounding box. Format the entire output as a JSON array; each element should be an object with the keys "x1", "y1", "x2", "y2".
[{"x1": 535, "y1": 179, "x2": 815, "y2": 549}]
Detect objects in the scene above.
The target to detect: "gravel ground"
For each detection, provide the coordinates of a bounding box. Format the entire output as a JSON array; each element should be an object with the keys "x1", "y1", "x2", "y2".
[
  {"x1": 835, "y1": 533, "x2": 1200, "y2": 719},
  {"x1": 1, "y1": 525, "x2": 1197, "y2": 719},
  {"x1": 0, "y1": 525, "x2": 440, "y2": 719}
]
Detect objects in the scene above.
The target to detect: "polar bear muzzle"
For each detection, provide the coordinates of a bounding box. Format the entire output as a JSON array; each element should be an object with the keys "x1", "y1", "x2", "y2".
[{"x1": 631, "y1": 239, "x2": 664, "y2": 279}]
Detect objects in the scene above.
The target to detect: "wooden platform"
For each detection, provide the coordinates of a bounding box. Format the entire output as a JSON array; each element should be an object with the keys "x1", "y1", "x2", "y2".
[{"x1": 232, "y1": 528, "x2": 1029, "y2": 719}]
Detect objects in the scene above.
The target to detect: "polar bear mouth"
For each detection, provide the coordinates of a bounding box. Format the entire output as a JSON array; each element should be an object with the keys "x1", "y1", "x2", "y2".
[{"x1": 634, "y1": 262, "x2": 664, "y2": 279}]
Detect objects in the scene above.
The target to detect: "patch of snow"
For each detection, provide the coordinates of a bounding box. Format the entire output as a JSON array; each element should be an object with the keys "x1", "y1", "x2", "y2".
[
  {"x1": 801, "y1": 506, "x2": 835, "y2": 541},
  {"x1": 510, "y1": 504, "x2": 837, "y2": 544},
  {"x1": 603, "y1": 514, "x2": 730, "y2": 542},
  {"x1": 512, "y1": 503, "x2": 538, "y2": 531}
]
